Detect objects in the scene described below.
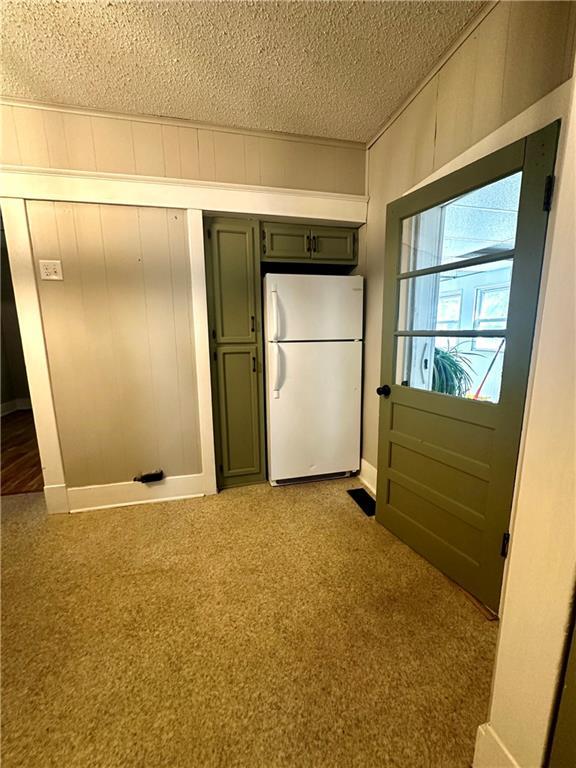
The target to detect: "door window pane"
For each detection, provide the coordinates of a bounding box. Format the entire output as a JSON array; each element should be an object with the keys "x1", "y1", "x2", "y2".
[
  {"x1": 397, "y1": 260, "x2": 513, "y2": 332},
  {"x1": 401, "y1": 172, "x2": 522, "y2": 272},
  {"x1": 396, "y1": 336, "x2": 505, "y2": 403},
  {"x1": 474, "y1": 285, "x2": 510, "y2": 350}
]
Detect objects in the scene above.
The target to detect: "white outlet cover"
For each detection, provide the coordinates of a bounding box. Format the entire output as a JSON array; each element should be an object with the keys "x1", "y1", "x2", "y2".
[{"x1": 39, "y1": 260, "x2": 63, "y2": 280}]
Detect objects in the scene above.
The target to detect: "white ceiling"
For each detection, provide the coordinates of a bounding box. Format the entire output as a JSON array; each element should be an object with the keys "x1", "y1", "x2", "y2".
[{"x1": 0, "y1": 1, "x2": 485, "y2": 143}]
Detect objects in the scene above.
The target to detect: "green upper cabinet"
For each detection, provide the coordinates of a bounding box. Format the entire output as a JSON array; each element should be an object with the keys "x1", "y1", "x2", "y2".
[
  {"x1": 211, "y1": 220, "x2": 257, "y2": 344},
  {"x1": 261, "y1": 222, "x2": 357, "y2": 265},
  {"x1": 311, "y1": 227, "x2": 356, "y2": 262},
  {"x1": 262, "y1": 222, "x2": 310, "y2": 261}
]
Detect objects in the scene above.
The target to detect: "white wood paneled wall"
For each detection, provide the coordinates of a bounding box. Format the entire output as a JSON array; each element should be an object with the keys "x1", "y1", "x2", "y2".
[
  {"x1": 0, "y1": 102, "x2": 366, "y2": 195},
  {"x1": 27, "y1": 202, "x2": 202, "y2": 488}
]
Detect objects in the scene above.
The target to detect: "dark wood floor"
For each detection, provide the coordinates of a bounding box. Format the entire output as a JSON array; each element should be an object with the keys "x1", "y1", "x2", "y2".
[{"x1": 1, "y1": 409, "x2": 43, "y2": 495}]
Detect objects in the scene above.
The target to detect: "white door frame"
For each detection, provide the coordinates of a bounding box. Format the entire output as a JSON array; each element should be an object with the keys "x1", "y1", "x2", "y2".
[{"x1": 0, "y1": 168, "x2": 367, "y2": 512}]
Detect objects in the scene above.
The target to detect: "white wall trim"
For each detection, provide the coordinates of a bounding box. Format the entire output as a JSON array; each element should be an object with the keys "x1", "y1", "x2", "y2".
[
  {"x1": 0, "y1": 397, "x2": 31, "y2": 415},
  {"x1": 359, "y1": 458, "x2": 377, "y2": 497},
  {"x1": 0, "y1": 97, "x2": 364, "y2": 150},
  {"x1": 473, "y1": 723, "x2": 520, "y2": 768},
  {"x1": 0, "y1": 166, "x2": 368, "y2": 224},
  {"x1": 1, "y1": 197, "x2": 68, "y2": 513},
  {"x1": 66, "y1": 474, "x2": 208, "y2": 513},
  {"x1": 186, "y1": 209, "x2": 218, "y2": 497},
  {"x1": 44, "y1": 484, "x2": 69, "y2": 515}
]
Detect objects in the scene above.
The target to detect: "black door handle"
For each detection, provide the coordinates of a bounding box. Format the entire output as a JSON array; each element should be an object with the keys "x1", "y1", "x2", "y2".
[{"x1": 376, "y1": 384, "x2": 391, "y2": 398}]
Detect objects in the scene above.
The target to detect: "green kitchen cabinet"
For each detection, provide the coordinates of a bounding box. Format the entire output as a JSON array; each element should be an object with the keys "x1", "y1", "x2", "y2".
[
  {"x1": 205, "y1": 218, "x2": 266, "y2": 489},
  {"x1": 211, "y1": 220, "x2": 257, "y2": 344},
  {"x1": 215, "y1": 345, "x2": 265, "y2": 486},
  {"x1": 261, "y1": 222, "x2": 311, "y2": 261},
  {"x1": 261, "y1": 221, "x2": 357, "y2": 265},
  {"x1": 311, "y1": 226, "x2": 356, "y2": 262}
]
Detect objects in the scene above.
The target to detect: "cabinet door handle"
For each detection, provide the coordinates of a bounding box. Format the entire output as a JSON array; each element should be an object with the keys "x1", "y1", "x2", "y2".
[
  {"x1": 312, "y1": 235, "x2": 317, "y2": 252},
  {"x1": 306, "y1": 234, "x2": 311, "y2": 253},
  {"x1": 252, "y1": 355, "x2": 256, "y2": 373},
  {"x1": 250, "y1": 315, "x2": 255, "y2": 333}
]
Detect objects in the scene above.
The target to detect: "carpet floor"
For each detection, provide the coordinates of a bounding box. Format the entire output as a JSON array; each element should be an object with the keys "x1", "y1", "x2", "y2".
[{"x1": 1, "y1": 480, "x2": 497, "y2": 768}]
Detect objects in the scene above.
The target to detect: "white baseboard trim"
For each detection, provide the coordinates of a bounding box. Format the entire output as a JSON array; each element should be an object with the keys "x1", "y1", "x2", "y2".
[
  {"x1": 1, "y1": 397, "x2": 32, "y2": 416},
  {"x1": 473, "y1": 723, "x2": 520, "y2": 768},
  {"x1": 359, "y1": 458, "x2": 377, "y2": 497},
  {"x1": 66, "y1": 473, "x2": 215, "y2": 513},
  {"x1": 44, "y1": 484, "x2": 69, "y2": 514}
]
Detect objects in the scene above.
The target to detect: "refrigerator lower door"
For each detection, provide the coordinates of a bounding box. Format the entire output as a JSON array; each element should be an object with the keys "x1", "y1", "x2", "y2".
[
  {"x1": 267, "y1": 341, "x2": 361, "y2": 483},
  {"x1": 264, "y1": 274, "x2": 363, "y2": 342}
]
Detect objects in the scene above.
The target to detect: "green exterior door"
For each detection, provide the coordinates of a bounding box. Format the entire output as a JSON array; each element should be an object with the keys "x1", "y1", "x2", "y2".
[
  {"x1": 376, "y1": 123, "x2": 559, "y2": 612},
  {"x1": 311, "y1": 227, "x2": 356, "y2": 262},
  {"x1": 206, "y1": 218, "x2": 266, "y2": 489},
  {"x1": 261, "y1": 222, "x2": 310, "y2": 261}
]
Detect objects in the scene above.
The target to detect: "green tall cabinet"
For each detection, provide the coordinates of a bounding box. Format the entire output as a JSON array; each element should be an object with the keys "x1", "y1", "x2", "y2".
[{"x1": 205, "y1": 218, "x2": 266, "y2": 489}]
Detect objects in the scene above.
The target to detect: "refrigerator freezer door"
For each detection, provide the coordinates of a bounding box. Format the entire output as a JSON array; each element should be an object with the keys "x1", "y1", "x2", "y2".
[
  {"x1": 267, "y1": 341, "x2": 361, "y2": 482},
  {"x1": 265, "y1": 274, "x2": 363, "y2": 341}
]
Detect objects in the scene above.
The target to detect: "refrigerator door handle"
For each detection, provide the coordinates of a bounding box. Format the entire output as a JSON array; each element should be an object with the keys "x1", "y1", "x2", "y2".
[
  {"x1": 271, "y1": 289, "x2": 280, "y2": 342},
  {"x1": 272, "y1": 342, "x2": 281, "y2": 399}
]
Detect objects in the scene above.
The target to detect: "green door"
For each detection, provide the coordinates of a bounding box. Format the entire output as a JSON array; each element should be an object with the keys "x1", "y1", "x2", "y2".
[
  {"x1": 261, "y1": 222, "x2": 311, "y2": 261},
  {"x1": 206, "y1": 218, "x2": 266, "y2": 489},
  {"x1": 311, "y1": 227, "x2": 356, "y2": 263},
  {"x1": 376, "y1": 123, "x2": 559, "y2": 612}
]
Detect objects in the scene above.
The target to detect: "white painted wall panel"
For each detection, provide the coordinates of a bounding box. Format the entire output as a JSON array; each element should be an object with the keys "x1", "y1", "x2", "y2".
[{"x1": 26, "y1": 201, "x2": 202, "y2": 487}]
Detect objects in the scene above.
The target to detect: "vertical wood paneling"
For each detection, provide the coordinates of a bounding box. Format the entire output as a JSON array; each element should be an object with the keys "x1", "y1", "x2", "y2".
[
  {"x1": 162, "y1": 124, "x2": 181, "y2": 178},
  {"x1": 43, "y1": 109, "x2": 70, "y2": 169},
  {"x1": 198, "y1": 129, "x2": 216, "y2": 180},
  {"x1": 99, "y1": 204, "x2": 158, "y2": 477},
  {"x1": 3, "y1": 103, "x2": 365, "y2": 193},
  {"x1": 177, "y1": 126, "x2": 199, "y2": 179},
  {"x1": 132, "y1": 121, "x2": 165, "y2": 177},
  {"x1": 471, "y1": 2, "x2": 511, "y2": 145},
  {"x1": 502, "y1": 1, "x2": 576, "y2": 123},
  {"x1": 0, "y1": 105, "x2": 21, "y2": 164},
  {"x1": 92, "y1": 115, "x2": 135, "y2": 174},
  {"x1": 259, "y1": 137, "x2": 288, "y2": 188},
  {"x1": 244, "y1": 135, "x2": 261, "y2": 185},
  {"x1": 63, "y1": 113, "x2": 96, "y2": 171},
  {"x1": 434, "y1": 34, "x2": 478, "y2": 170},
  {"x1": 138, "y1": 207, "x2": 185, "y2": 473},
  {"x1": 28, "y1": 202, "x2": 92, "y2": 485},
  {"x1": 72, "y1": 202, "x2": 122, "y2": 483},
  {"x1": 213, "y1": 132, "x2": 246, "y2": 184},
  {"x1": 11, "y1": 106, "x2": 49, "y2": 167},
  {"x1": 27, "y1": 201, "x2": 202, "y2": 487}
]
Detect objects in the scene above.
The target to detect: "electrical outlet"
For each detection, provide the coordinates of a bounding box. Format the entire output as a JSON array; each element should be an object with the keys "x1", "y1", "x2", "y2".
[{"x1": 39, "y1": 260, "x2": 63, "y2": 281}]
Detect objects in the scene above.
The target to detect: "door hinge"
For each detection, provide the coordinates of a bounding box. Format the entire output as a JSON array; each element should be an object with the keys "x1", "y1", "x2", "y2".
[
  {"x1": 543, "y1": 175, "x2": 555, "y2": 212},
  {"x1": 207, "y1": 228, "x2": 212, "y2": 239},
  {"x1": 500, "y1": 532, "x2": 510, "y2": 558},
  {"x1": 213, "y1": 351, "x2": 217, "y2": 361}
]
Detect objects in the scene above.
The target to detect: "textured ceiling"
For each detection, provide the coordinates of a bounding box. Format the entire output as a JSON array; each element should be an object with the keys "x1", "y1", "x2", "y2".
[{"x1": 1, "y1": 1, "x2": 485, "y2": 143}]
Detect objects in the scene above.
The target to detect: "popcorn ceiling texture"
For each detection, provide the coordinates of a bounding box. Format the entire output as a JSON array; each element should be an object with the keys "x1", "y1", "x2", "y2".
[{"x1": 1, "y1": 0, "x2": 485, "y2": 142}]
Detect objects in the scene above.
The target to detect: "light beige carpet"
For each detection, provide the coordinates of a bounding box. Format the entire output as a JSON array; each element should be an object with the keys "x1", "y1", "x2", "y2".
[{"x1": 1, "y1": 479, "x2": 497, "y2": 768}]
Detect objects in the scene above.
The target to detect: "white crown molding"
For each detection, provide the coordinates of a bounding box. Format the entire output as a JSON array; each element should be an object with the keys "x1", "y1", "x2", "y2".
[{"x1": 0, "y1": 165, "x2": 368, "y2": 224}]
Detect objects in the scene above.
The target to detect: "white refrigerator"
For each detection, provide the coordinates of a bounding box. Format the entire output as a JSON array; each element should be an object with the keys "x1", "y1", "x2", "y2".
[{"x1": 264, "y1": 274, "x2": 363, "y2": 485}]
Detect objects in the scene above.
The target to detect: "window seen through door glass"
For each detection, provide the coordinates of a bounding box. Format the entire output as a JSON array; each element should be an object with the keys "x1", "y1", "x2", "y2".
[
  {"x1": 397, "y1": 259, "x2": 513, "y2": 332},
  {"x1": 396, "y1": 336, "x2": 506, "y2": 403},
  {"x1": 400, "y1": 172, "x2": 522, "y2": 273}
]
